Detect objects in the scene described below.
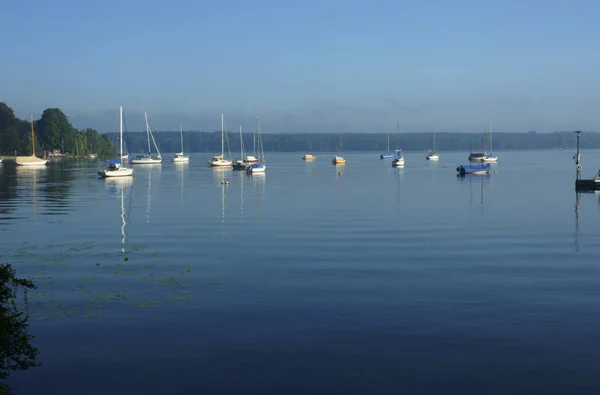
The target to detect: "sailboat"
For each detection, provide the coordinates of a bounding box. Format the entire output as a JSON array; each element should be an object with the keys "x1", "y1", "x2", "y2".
[
  {"x1": 332, "y1": 134, "x2": 346, "y2": 165},
  {"x1": 380, "y1": 134, "x2": 393, "y2": 159},
  {"x1": 481, "y1": 124, "x2": 498, "y2": 163},
  {"x1": 391, "y1": 122, "x2": 405, "y2": 167},
  {"x1": 469, "y1": 132, "x2": 486, "y2": 161},
  {"x1": 247, "y1": 118, "x2": 266, "y2": 173},
  {"x1": 233, "y1": 126, "x2": 248, "y2": 170},
  {"x1": 171, "y1": 123, "x2": 189, "y2": 163},
  {"x1": 15, "y1": 116, "x2": 48, "y2": 166},
  {"x1": 303, "y1": 132, "x2": 316, "y2": 161},
  {"x1": 426, "y1": 131, "x2": 440, "y2": 161},
  {"x1": 131, "y1": 112, "x2": 162, "y2": 164},
  {"x1": 209, "y1": 113, "x2": 233, "y2": 167},
  {"x1": 98, "y1": 106, "x2": 134, "y2": 177},
  {"x1": 245, "y1": 132, "x2": 259, "y2": 164}
]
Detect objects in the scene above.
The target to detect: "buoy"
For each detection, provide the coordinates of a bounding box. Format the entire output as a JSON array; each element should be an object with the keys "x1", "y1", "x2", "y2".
[{"x1": 225, "y1": 181, "x2": 229, "y2": 185}]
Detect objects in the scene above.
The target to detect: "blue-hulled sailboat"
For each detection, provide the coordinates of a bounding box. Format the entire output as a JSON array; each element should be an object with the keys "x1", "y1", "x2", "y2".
[
  {"x1": 380, "y1": 134, "x2": 393, "y2": 159},
  {"x1": 457, "y1": 163, "x2": 491, "y2": 175}
]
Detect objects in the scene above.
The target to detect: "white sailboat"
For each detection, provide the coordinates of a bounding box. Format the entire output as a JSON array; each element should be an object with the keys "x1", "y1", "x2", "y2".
[
  {"x1": 233, "y1": 126, "x2": 248, "y2": 170},
  {"x1": 209, "y1": 113, "x2": 233, "y2": 167},
  {"x1": 172, "y1": 123, "x2": 189, "y2": 163},
  {"x1": 426, "y1": 131, "x2": 440, "y2": 161},
  {"x1": 131, "y1": 112, "x2": 162, "y2": 164},
  {"x1": 245, "y1": 132, "x2": 259, "y2": 163},
  {"x1": 392, "y1": 122, "x2": 405, "y2": 167},
  {"x1": 16, "y1": 116, "x2": 48, "y2": 166},
  {"x1": 332, "y1": 134, "x2": 346, "y2": 165},
  {"x1": 481, "y1": 124, "x2": 498, "y2": 163},
  {"x1": 98, "y1": 106, "x2": 134, "y2": 177},
  {"x1": 247, "y1": 118, "x2": 266, "y2": 174},
  {"x1": 303, "y1": 132, "x2": 316, "y2": 161}
]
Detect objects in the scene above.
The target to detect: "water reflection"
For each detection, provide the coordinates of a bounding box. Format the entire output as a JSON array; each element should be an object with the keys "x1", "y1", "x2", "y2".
[
  {"x1": 575, "y1": 192, "x2": 580, "y2": 252},
  {"x1": 251, "y1": 173, "x2": 265, "y2": 221},
  {"x1": 235, "y1": 171, "x2": 245, "y2": 219},
  {"x1": 105, "y1": 177, "x2": 133, "y2": 252},
  {"x1": 573, "y1": 190, "x2": 600, "y2": 252},
  {"x1": 458, "y1": 174, "x2": 491, "y2": 212},
  {"x1": 15, "y1": 166, "x2": 48, "y2": 219},
  {"x1": 396, "y1": 168, "x2": 403, "y2": 212},
  {"x1": 212, "y1": 168, "x2": 230, "y2": 224},
  {"x1": 174, "y1": 162, "x2": 187, "y2": 207},
  {"x1": 146, "y1": 168, "x2": 154, "y2": 224}
]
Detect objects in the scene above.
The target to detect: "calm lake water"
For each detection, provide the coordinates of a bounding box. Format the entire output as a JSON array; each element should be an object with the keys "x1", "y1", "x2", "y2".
[{"x1": 3, "y1": 150, "x2": 600, "y2": 394}]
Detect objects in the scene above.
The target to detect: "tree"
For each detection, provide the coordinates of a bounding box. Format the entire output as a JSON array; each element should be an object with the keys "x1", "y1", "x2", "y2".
[
  {"x1": 36, "y1": 108, "x2": 76, "y2": 153},
  {"x1": 0, "y1": 264, "x2": 39, "y2": 395},
  {"x1": 0, "y1": 103, "x2": 21, "y2": 155}
]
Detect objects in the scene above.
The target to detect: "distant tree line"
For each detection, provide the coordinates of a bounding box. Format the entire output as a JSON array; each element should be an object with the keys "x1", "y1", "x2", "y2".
[
  {"x1": 0, "y1": 103, "x2": 114, "y2": 157},
  {"x1": 2, "y1": 102, "x2": 594, "y2": 157},
  {"x1": 114, "y1": 129, "x2": 592, "y2": 154}
]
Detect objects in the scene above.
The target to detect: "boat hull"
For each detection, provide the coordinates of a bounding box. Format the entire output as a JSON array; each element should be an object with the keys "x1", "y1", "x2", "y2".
[
  {"x1": 481, "y1": 156, "x2": 498, "y2": 163},
  {"x1": 457, "y1": 164, "x2": 491, "y2": 175},
  {"x1": 209, "y1": 160, "x2": 233, "y2": 167},
  {"x1": 16, "y1": 160, "x2": 48, "y2": 166},
  {"x1": 131, "y1": 158, "x2": 162, "y2": 164},
  {"x1": 172, "y1": 157, "x2": 189, "y2": 163},
  {"x1": 303, "y1": 154, "x2": 316, "y2": 161},
  {"x1": 233, "y1": 161, "x2": 247, "y2": 170},
  {"x1": 98, "y1": 168, "x2": 134, "y2": 177},
  {"x1": 426, "y1": 154, "x2": 439, "y2": 161},
  {"x1": 246, "y1": 164, "x2": 266, "y2": 173},
  {"x1": 380, "y1": 153, "x2": 393, "y2": 159},
  {"x1": 576, "y1": 179, "x2": 600, "y2": 191},
  {"x1": 392, "y1": 158, "x2": 405, "y2": 167},
  {"x1": 468, "y1": 154, "x2": 486, "y2": 161}
]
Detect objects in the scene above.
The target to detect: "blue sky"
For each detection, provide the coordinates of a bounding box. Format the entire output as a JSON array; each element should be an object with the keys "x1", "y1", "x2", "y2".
[{"x1": 2, "y1": 0, "x2": 599, "y2": 133}]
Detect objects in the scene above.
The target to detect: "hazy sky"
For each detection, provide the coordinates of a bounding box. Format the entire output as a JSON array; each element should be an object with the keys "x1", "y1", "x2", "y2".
[{"x1": 2, "y1": 0, "x2": 599, "y2": 133}]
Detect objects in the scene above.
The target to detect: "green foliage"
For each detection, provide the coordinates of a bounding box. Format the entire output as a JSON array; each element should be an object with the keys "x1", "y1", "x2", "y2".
[
  {"x1": 0, "y1": 264, "x2": 39, "y2": 395},
  {"x1": 0, "y1": 103, "x2": 113, "y2": 156}
]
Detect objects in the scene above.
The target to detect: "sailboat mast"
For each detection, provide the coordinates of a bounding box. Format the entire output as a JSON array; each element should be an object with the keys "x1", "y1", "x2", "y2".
[
  {"x1": 387, "y1": 134, "x2": 390, "y2": 151},
  {"x1": 489, "y1": 123, "x2": 493, "y2": 153},
  {"x1": 180, "y1": 123, "x2": 184, "y2": 153},
  {"x1": 433, "y1": 131, "x2": 436, "y2": 153},
  {"x1": 340, "y1": 134, "x2": 343, "y2": 155},
  {"x1": 30, "y1": 115, "x2": 35, "y2": 156},
  {"x1": 309, "y1": 132, "x2": 312, "y2": 154},
  {"x1": 257, "y1": 117, "x2": 264, "y2": 164},
  {"x1": 240, "y1": 126, "x2": 243, "y2": 159},
  {"x1": 221, "y1": 113, "x2": 225, "y2": 156},
  {"x1": 119, "y1": 106, "x2": 123, "y2": 166},
  {"x1": 481, "y1": 129, "x2": 485, "y2": 154},
  {"x1": 396, "y1": 122, "x2": 400, "y2": 149},
  {"x1": 144, "y1": 112, "x2": 151, "y2": 153}
]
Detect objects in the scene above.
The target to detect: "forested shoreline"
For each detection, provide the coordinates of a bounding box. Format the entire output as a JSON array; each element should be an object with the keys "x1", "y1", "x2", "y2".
[
  {"x1": 1, "y1": 102, "x2": 594, "y2": 156},
  {"x1": 0, "y1": 103, "x2": 113, "y2": 157}
]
